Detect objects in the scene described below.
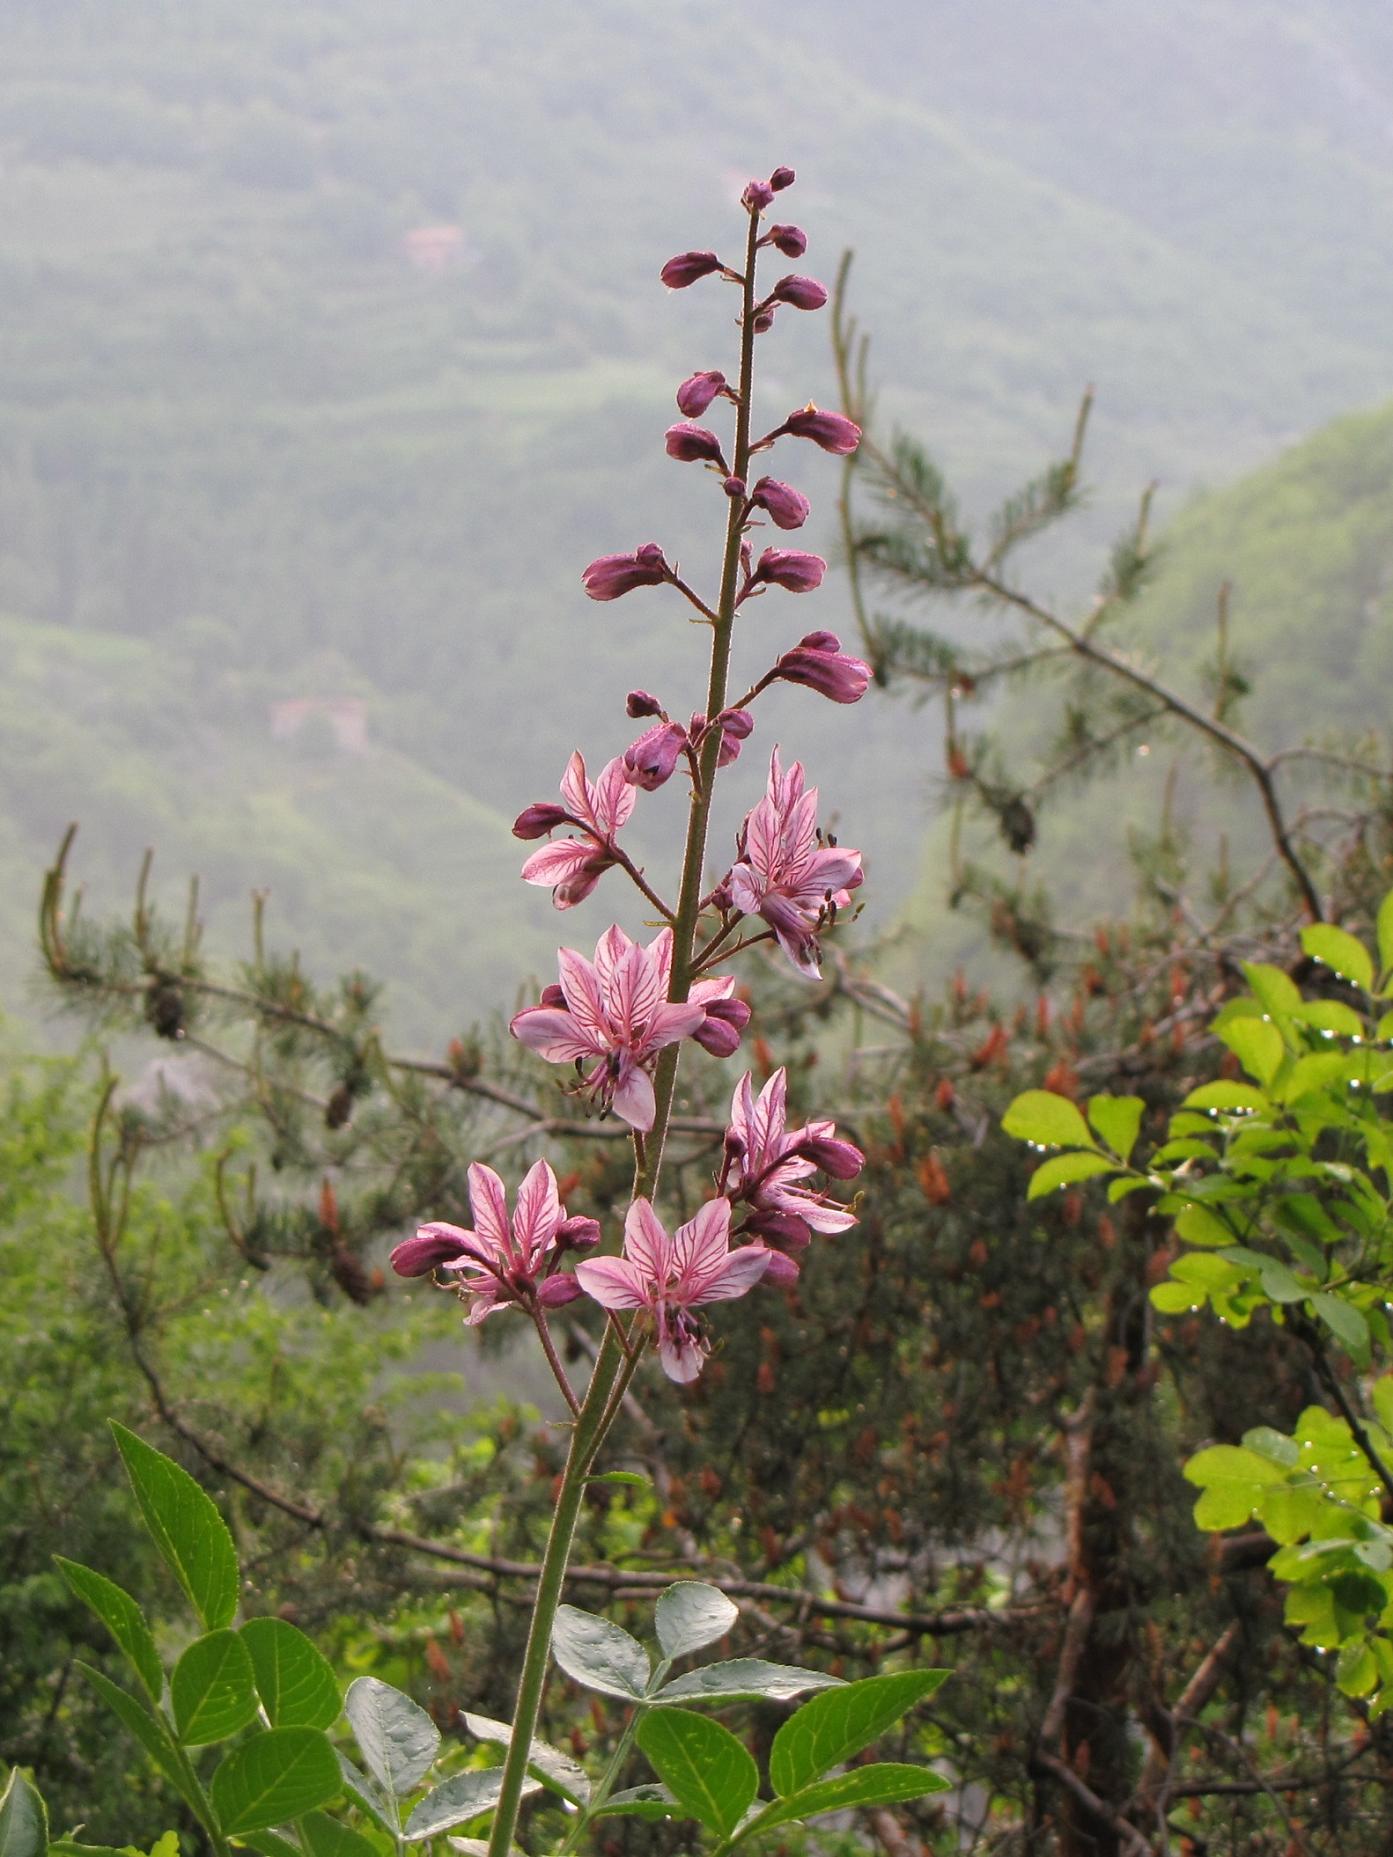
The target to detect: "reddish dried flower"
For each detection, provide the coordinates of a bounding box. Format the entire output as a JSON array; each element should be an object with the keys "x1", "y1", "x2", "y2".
[
  {"x1": 582, "y1": 544, "x2": 669, "y2": 600},
  {"x1": 661, "y1": 250, "x2": 723, "y2": 289}
]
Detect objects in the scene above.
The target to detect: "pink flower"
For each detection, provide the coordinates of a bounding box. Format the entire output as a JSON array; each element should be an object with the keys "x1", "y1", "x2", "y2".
[
  {"x1": 676, "y1": 370, "x2": 727, "y2": 417},
  {"x1": 723, "y1": 1069, "x2": 863, "y2": 1280},
  {"x1": 582, "y1": 544, "x2": 670, "y2": 601},
  {"x1": 728, "y1": 749, "x2": 863, "y2": 979},
  {"x1": 511, "y1": 926, "x2": 741, "y2": 1132},
  {"x1": 760, "y1": 406, "x2": 862, "y2": 455},
  {"x1": 623, "y1": 720, "x2": 688, "y2": 791},
  {"x1": 666, "y1": 422, "x2": 729, "y2": 471},
  {"x1": 520, "y1": 751, "x2": 636, "y2": 909},
  {"x1": 575, "y1": 1197, "x2": 770, "y2": 1382},
  {"x1": 743, "y1": 548, "x2": 825, "y2": 597},
  {"x1": 393, "y1": 1160, "x2": 583, "y2": 1323},
  {"x1": 762, "y1": 224, "x2": 806, "y2": 258},
  {"x1": 661, "y1": 251, "x2": 723, "y2": 289},
  {"x1": 770, "y1": 275, "x2": 827, "y2": 311},
  {"x1": 742, "y1": 179, "x2": 775, "y2": 212},
  {"x1": 750, "y1": 477, "x2": 810, "y2": 531},
  {"x1": 772, "y1": 631, "x2": 871, "y2": 704}
]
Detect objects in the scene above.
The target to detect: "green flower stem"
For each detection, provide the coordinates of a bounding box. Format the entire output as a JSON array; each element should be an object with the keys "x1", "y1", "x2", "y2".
[{"x1": 485, "y1": 204, "x2": 763, "y2": 1857}]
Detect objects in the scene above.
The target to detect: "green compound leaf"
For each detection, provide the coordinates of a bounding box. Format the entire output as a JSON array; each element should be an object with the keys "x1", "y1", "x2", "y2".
[
  {"x1": 551, "y1": 1606, "x2": 650, "y2": 1701},
  {"x1": 171, "y1": 1630, "x2": 258, "y2": 1745},
  {"x1": 1001, "y1": 1091, "x2": 1094, "y2": 1150},
  {"x1": 54, "y1": 1559, "x2": 163, "y2": 1702},
  {"x1": 0, "y1": 1768, "x2": 48, "y2": 1857},
  {"x1": 653, "y1": 1660, "x2": 843, "y2": 1706},
  {"x1": 769, "y1": 1670, "x2": 949, "y2": 1798},
  {"x1": 1302, "y1": 923, "x2": 1374, "y2": 994},
  {"x1": 241, "y1": 1617, "x2": 340, "y2": 1730},
  {"x1": 1086, "y1": 1094, "x2": 1144, "y2": 1162},
  {"x1": 109, "y1": 1425, "x2": 239, "y2": 1632},
  {"x1": 344, "y1": 1678, "x2": 439, "y2": 1800},
  {"x1": 742, "y1": 1763, "x2": 948, "y2": 1839},
  {"x1": 459, "y1": 1711, "x2": 590, "y2": 1806},
  {"x1": 1026, "y1": 1152, "x2": 1117, "y2": 1200},
  {"x1": 210, "y1": 1728, "x2": 340, "y2": 1834},
  {"x1": 297, "y1": 1813, "x2": 378, "y2": 1857},
  {"x1": 636, "y1": 1709, "x2": 757, "y2": 1838},
  {"x1": 75, "y1": 1664, "x2": 197, "y2": 1809},
  {"x1": 404, "y1": 1769, "x2": 536, "y2": 1841},
  {"x1": 654, "y1": 1582, "x2": 739, "y2": 1662}
]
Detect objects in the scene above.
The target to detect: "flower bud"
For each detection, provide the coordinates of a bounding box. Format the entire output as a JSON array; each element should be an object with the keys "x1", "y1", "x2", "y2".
[
  {"x1": 765, "y1": 223, "x2": 806, "y2": 258},
  {"x1": 750, "y1": 476, "x2": 810, "y2": 531},
  {"x1": 769, "y1": 165, "x2": 796, "y2": 191},
  {"x1": 693, "y1": 995, "x2": 752, "y2": 1058},
  {"x1": 723, "y1": 475, "x2": 747, "y2": 500},
  {"x1": 771, "y1": 274, "x2": 827, "y2": 311},
  {"x1": 752, "y1": 1243, "x2": 800, "y2": 1288},
  {"x1": 540, "y1": 983, "x2": 566, "y2": 1009},
  {"x1": 773, "y1": 638, "x2": 871, "y2": 703},
  {"x1": 623, "y1": 720, "x2": 688, "y2": 791},
  {"x1": 778, "y1": 406, "x2": 862, "y2": 454},
  {"x1": 749, "y1": 547, "x2": 826, "y2": 594},
  {"x1": 582, "y1": 544, "x2": 669, "y2": 600},
  {"x1": 537, "y1": 1274, "x2": 584, "y2": 1308},
  {"x1": 746, "y1": 1209, "x2": 812, "y2": 1251},
  {"x1": 660, "y1": 250, "x2": 722, "y2": 289},
  {"x1": 742, "y1": 178, "x2": 774, "y2": 211},
  {"x1": 391, "y1": 1224, "x2": 470, "y2": 1277},
  {"x1": 626, "y1": 689, "x2": 663, "y2": 718},
  {"x1": 556, "y1": 1214, "x2": 602, "y2": 1252},
  {"x1": 512, "y1": 802, "x2": 568, "y2": 840},
  {"x1": 717, "y1": 706, "x2": 755, "y2": 740},
  {"x1": 665, "y1": 422, "x2": 729, "y2": 470},
  {"x1": 752, "y1": 310, "x2": 775, "y2": 334},
  {"x1": 676, "y1": 369, "x2": 727, "y2": 417},
  {"x1": 798, "y1": 630, "x2": 841, "y2": 652},
  {"x1": 797, "y1": 1133, "x2": 865, "y2": 1179}
]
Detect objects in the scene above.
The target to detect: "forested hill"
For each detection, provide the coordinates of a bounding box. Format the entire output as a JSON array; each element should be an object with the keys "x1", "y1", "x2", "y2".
[{"x1": 3, "y1": 0, "x2": 1391, "y2": 1034}]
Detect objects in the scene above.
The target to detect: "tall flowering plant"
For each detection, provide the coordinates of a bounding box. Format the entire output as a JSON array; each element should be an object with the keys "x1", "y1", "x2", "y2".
[{"x1": 32, "y1": 170, "x2": 949, "y2": 1856}]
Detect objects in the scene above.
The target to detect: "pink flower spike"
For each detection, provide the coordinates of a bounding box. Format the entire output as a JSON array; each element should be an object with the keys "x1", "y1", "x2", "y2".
[
  {"x1": 666, "y1": 422, "x2": 729, "y2": 471},
  {"x1": 661, "y1": 250, "x2": 723, "y2": 289},
  {"x1": 725, "y1": 1067, "x2": 864, "y2": 1270},
  {"x1": 676, "y1": 370, "x2": 728, "y2": 417},
  {"x1": 510, "y1": 925, "x2": 715, "y2": 1132},
  {"x1": 520, "y1": 751, "x2": 636, "y2": 909},
  {"x1": 575, "y1": 1197, "x2": 770, "y2": 1382},
  {"x1": 750, "y1": 477, "x2": 810, "y2": 531},
  {"x1": 745, "y1": 548, "x2": 826, "y2": 597},
  {"x1": 409, "y1": 1159, "x2": 579, "y2": 1324},
  {"x1": 582, "y1": 544, "x2": 670, "y2": 601},
  {"x1": 727, "y1": 748, "x2": 863, "y2": 978},
  {"x1": 770, "y1": 274, "x2": 828, "y2": 311}
]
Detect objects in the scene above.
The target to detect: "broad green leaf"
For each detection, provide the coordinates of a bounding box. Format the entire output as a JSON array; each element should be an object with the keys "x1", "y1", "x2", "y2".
[
  {"x1": 1026, "y1": 1152, "x2": 1117, "y2": 1200},
  {"x1": 298, "y1": 1811, "x2": 378, "y2": 1857},
  {"x1": 1288, "y1": 999, "x2": 1366, "y2": 1036},
  {"x1": 75, "y1": 1665, "x2": 197, "y2": 1808},
  {"x1": 590, "y1": 1785, "x2": 680, "y2": 1822},
  {"x1": 654, "y1": 1582, "x2": 738, "y2": 1662},
  {"x1": 171, "y1": 1630, "x2": 258, "y2": 1745},
  {"x1": 1174, "y1": 1206, "x2": 1237, "y2": 1248},
  {"x1": 636, "y1": 1709, "x2": 756, "y2": 1838},
  {"x1": 1302, "y1": 924, "x2": 1374, "y2": 994},
  {"x1": 1107, "y1": 1176, "x2": 1153, "y2": 1202},
  {"x1": 1242, "y1": 962, "x2": 1303, "y2": 1015},
  {"x1": 242, "y1": 1618, "x2": 340, "y2": 1730},
  {"x1": 551, "y1": 1606, "x2": 649, "y2": 1701},
  {"x1": 235, "y1": 1832, "x2": 299, "y2": 1857},
  {"x1": 1181, "y1": 1082, "x2": 1268, "y2": 1113},
  {"x1": 109, "y1": 1425, "x2": 239, "y2": 1632},
  {"x1": 742, "y1": 1763, "x2": 948, "y2": 1838},
  {"x1": 210, "y1": 1728, "x2": 341, "y2": 1834},
  {"x1": 1150, "y1": 1282, "x2": 1201, "y2": 1314},
  {"x1": 654, "y1": 1660, "x2": 843, "y2": 1706},
  {"x1": 1241, "y1": 1427, "x2": 1300, "y2": 1468},
  {"x1": 1193, "y1": 1484, "x2": 1259, "y2": 1530},
  {"x1": 54, "y1": 1559, "x2": 163, "y2": 1701},
  {"x1": 1185, "y1": 1445, "x2": 1289, "y2": 1489},
  {"x1": 404, "y1": 1769, "x2": 534, "y2": 1841},
  {"x1": 344, "y1": 1678, "x2": 439, "y2": 1799},
  {"x1": 1218, "y1": 1018, "x2": 1285, "y2": 1086},
  {"x1": 1001, "y1": 1091, "x2": 1093, "y2": 1150},
  {"x1": 1086, "y1": 1094, "x2": 1144, "y2": 1162},
  {"x1": 1219, "y1": 1249, "x2": 1305, "y2": 1304},
  {"x1": 459, "y1": 1711, "x2": 590, "y2": 1805},
  {"x1": 0, "y1": 1769, "x2": 47, "y2": 1857},
  {"x1": 1281, "y1": 1051, "x2": 1357, "y2": 1103},
  {"x1": 49, "y1": 1844, "x2": 152, "y2": 1857},
  {"x1": 1337, "y1": 1639, "x2": 1379, "y2": 1697},
  {"x1": 1312, "y1": 1293, "x2": 1370, "y2": 1356},
  {"x1": 335, "y1": 1754, "x2": 394, "y2": 1835},
  {"x1": 769, "y1": 1670, "x2": 949, "y2": 1798},
  {"x1": 1378, "y1": 892, "x2": 1393, "y2": 985}
]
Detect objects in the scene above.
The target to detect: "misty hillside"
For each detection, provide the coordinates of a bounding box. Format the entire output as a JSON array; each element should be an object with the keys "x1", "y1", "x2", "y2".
[{"x1": 3, "y1": 0, "x2": 1391, "y2": 1034}]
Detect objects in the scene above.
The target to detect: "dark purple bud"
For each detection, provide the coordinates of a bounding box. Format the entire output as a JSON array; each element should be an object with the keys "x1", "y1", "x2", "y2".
[
  {"x1": 752, "y1": 310, "x2": 775, "y2": 334},
  {"x1": 582, "y1": 544, "x2": 670, "y2": 601},
  {"x1": 799, "y1": 630, "x2": 841, "y2": 651},
  {"x1": 665, "y1": 422, "x2": 729, "y2": 471},
  {"x1": 537, "y1": 1273, "x2": 583, "y2": 1308},
  {"x1": 623, "y1": 720, "x2": 688, "y2": 791},
  {"x1": 774, "y1": 641, "x2": 871, "y2": 703},
  {"x1": 742, "y1": 178, "x2": 775, "y2": 211},
  {"x1": 746, "y1": 1209, "x2": 813, "y2": 1251},
  {"x1": 710, "y1": 876, "x2": 735, "y2": 912},
  {"x1": 661, "y1": 250, "x2": 723, "y2": 289},
  {"x1": 676, "y1": 369, "x2": 727, "y2": 417},
  {"x1": 693, "y1": 995, "x2": 752, "y2": 1058},
  {"x1": 755, "y1": 1244, "x2": 800, "y2": 1288},
  {"x1": 724, "y1": 1127, "x2": 746, "y2": 1161},
  {"x1": 765, "y1": 224, "x2": 806, "y2": 258},
  {"x1": 391, "y1": 1225, "x2": 471, "y2": 1278},
  {"x1": 797, "y1": 1134, "x2": 865, "y2": 1179},
  {"x1": 750, "y1": 548, "x2": 826, "y2": 594},
  {"x1": 769, "y1": 165, "x2": 796, "y2": 192},
  {"x1": 540, "y1": 984, "x2": 566, "y2": 1009},
  {"x1": 717, "y1": 706, "x2": 755, "y2": 740},
  {"x1": 556, "y1": 1214, "x2": 602, "y2": 1252},
  {"x1": 779, "y1": 406, "x2": 862, "y2": 454},
  {"x1": 771, "y1": 274, "x2": 828, "y2": 311},
  {"x1": 750, "y1": 476, "x2": 810, "y2": 531},
  {"x1": 723, "y1": 475, "x2": 747, "y2": 500},
  {"x1": 512, "y1": 802, "x2": 568, "y2": 840},
  {"x1": 626, "y1": 689, "x2": 663, "y2": 719}
]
